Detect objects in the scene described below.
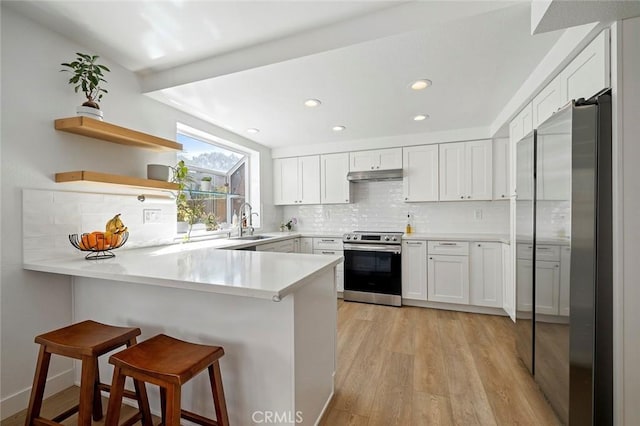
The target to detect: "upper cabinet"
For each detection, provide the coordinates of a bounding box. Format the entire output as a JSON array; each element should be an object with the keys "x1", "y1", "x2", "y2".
[
  {"x1": 439, "y1": 140, "x2": 492, "y2": 201},
  {"x1": 533, "y1": 75, "x2": 563, "y2": 128},
  {"x1": 273, "y1": 156, "x2": 320, "y2": 205},
  {"x1": 403, "y1": 145, "x2": 438, "y2": 202},
  {"x1": 560, "y1": 30, "x2": 610, "y2": 103},
  {"x1": 349, "y1": 148, "x2": 402, "y2": 172},
  {"x1": 321, "y1": 153, "x2": 350, "y2": 204},
  {"x1": 509, "y1": 102, "x2": 533, "y2": 145},
  {"x1": 493, "y1": 138, "x2": 510, "y2": 200}
]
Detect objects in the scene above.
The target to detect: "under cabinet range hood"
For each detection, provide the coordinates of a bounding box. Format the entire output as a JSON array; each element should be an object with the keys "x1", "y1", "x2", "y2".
[{"x1": 347, "y1": 169, "x2": 403, "y2": 182}]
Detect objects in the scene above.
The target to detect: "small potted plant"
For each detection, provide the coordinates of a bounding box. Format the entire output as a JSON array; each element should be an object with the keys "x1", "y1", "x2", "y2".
[
  {"x1": 172, "y1": 160, "x2": 195, "y2": 236},
  {"x1": 200, "y1": 176, "x2": 212, "y2": 192},
  {"x1": 204, "y1": 213, "x2": 219, "y2": 231},
  {"x1": 60, "y1": 52, "x2": 110, "y2": 120},
  {"x1": 283, "y1": 217, "x2": 297, "y2": 231}
]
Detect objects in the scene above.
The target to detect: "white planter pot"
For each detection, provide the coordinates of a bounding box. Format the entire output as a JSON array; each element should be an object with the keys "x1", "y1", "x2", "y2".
[
  {"x1": 177, "y1": 221, "x2": 189, "y2": 234},
  {"x1": 200, "y1": 181, "x2": 212, "y2": 192},
  {"x1": 76, "y1": 106, "x2": 104, "y2": 121}
]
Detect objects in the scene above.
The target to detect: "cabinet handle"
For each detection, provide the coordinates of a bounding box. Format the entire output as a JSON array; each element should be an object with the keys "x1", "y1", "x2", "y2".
[
  {"x1": 460, "y1": 196, "x2": 464, "y2": 199},
  {"x1": 467, "y1": 196, "x2": 471, "y2": 199},
  {"x1": 501, "y1": 194, "x2": 505, "y2": 198},
  {"x1": 345, "y1": 199, "x2": 349, "y2": 202},
  {"x1": 321, "y1": 239, "x2": 335, "y2": 242},
  {"x1": 405, "y1": 197, "x2": 408, "y2": 200},
  {"x1": 406, "y1": 242, "x2": 423, "y2": 245},
  {"x1": 537, "y1": 247, "x2": 550, "y2": 251},
  {"x1": 322, "y1": 251, "x2": 335, "y2": 254},
  {"x1": 429, "y1": 257, "x2": 433, "y2": 260},
  {"x1": 555, "y1": 265, "x2": 559, "y2": 268},
  {"x1": 371, "y1": 166, "x2": 375, "y2": 170},
  {"x1": 477, "y1": 244, "x2": 482, "y2": 247},
  {"x1": 439, "y1": 242, "x2": 457, "y2": 246},
  {"x1": 527, "y1": 246, "x2": 533, "y2": 249}
]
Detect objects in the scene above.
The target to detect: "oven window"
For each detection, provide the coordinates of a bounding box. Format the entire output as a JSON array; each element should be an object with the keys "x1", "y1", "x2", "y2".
[
  {"x1": 344, "y1": 250, "x2": 401, "y2": 295},
  {"x1": 350, "y1": 252, "x2": 392, "y2": 273}
]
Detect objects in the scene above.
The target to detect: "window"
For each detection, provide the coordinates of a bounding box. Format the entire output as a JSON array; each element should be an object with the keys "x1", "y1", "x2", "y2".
[{"x1": 176, "y1": 124, "x2": 259, "y2": 233}]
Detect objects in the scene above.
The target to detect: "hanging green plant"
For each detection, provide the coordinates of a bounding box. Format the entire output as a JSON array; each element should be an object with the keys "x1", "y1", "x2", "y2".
[{"x1": 60, "y1": 52, "x2": 110, "y2": 109}]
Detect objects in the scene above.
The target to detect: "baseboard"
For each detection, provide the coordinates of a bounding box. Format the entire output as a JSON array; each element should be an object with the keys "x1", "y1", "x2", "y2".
[
  {"x1": 401, "y1": 299, "x2": 508, "y2": 316},
  {"x1": 0, "y1": 368, "x2": 74, "y2": 420},
  {"x1": 314, "y1": 389, "x2": 334, "y2": 426}
]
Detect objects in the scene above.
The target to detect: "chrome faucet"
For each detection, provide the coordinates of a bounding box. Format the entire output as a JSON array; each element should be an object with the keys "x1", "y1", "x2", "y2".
[{"x1": 238, "y1": 202, "x2": 255, "y2": 237}]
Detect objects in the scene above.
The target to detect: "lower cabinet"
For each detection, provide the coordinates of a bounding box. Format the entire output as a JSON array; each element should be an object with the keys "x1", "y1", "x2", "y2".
[
  {"x1": 427, "y1": 254, "x2": 470, "y2": 304},
  {"x1": 298, "y1": 237, "x2": 313, "y2": 254},
  {"x1": 402, "y1": 240, "x2": 427, "y2": 300},
  {"x1": 314, "y1": 248, "x2": 344, "y2": 292},
  {"x1": 470, "y1": 242, "x2": 503, "y2": 308},
  {"x1": 257, "y1": 239, "x2": 296, "y2": 253}
]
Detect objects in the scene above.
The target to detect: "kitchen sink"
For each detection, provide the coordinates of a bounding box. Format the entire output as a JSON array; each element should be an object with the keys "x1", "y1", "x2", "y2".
[{"x1": 232, "y1": 235, "x2": 272, "y2": 241}]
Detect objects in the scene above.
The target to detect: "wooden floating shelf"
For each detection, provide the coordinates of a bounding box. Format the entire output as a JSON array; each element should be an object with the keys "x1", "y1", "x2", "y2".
[
  {"x1": 55, "y1": 171, "x2": 179, "y2": 191},
  {"x1": 54, "y1": 116, "x2": 183, "y2": 152}
]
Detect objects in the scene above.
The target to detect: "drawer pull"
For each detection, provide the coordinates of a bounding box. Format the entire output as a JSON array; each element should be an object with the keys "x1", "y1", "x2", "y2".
[
  {"x1": 439, "y1": 242, "x2": 457, "y2": 246},
  {"x1": 321, "y1": 239, "x2": 335, "y2": 242},
  {"x1": 537, "y1": 247, "x2": 550, "y2": 251},
  {"x1": 322, "y1": 251, "x2": 335, "y2": 255}
]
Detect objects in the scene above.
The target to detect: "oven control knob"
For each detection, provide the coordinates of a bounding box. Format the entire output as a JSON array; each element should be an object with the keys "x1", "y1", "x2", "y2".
[
  {"x1": 384, "y1": 236, "x2": 390, "y2": 241},
  {"x1": 353, "y1": 235, "x2": 358, "y2": 240},
  {"x1": 392, "y1": 236, "x2": 397, "y2": 241},
  {"x1": 345, "y1": 235, "x2": 351, "y2": 240}
]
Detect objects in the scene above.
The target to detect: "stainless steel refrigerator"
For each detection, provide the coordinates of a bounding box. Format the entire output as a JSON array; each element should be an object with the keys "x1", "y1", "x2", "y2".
[{"x1": 515, "y1": 90, "x2": 612, "y2": 425}]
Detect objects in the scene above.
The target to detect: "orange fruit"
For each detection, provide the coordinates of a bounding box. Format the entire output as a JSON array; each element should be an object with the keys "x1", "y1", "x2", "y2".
[{"x1": 81, "y1": 233, "x2": 93, "y2": 249}]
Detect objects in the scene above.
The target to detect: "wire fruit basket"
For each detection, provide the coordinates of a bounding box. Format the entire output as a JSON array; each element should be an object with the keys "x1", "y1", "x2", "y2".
[{"x1": 69, "y1": 232, "x2": 129, "y2": 260}]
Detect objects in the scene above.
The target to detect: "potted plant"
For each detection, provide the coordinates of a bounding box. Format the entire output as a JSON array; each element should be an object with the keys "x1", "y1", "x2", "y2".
[
  {"x1": 204, "y1": 214, "x2": 219, "y2": 231},
  {"x1": 200, "y1": 176, "x2": 212, "y2": 192},
  {"x1": 60, "y1": 52, "x2": 110, "y2": 120},
  {"x1": 173, "y1": 160, "x2": 196, "y2": 237}
]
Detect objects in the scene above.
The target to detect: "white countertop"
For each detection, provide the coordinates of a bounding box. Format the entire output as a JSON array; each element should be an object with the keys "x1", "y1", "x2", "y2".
[
  {"x1": 402, "y1": 233, "x2": 510, "y2": 244},
  {"x1": 23, "y1": 236, "x2": 342, "y2": 301}
]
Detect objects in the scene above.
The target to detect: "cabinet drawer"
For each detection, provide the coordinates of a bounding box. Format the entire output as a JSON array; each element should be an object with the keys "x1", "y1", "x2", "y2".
[
  {"x1": 516, "y1": 243, "x2": 560, "y2": 261},
  {"x1": 313, "y1": 238, "x2": 343, "y2": 251},
  {"x1": 313, "y1": 249, "x2": 343, "y2": 256},
  {"x1": 428, "y1": 241, "x2": 469, "y2": 256}
]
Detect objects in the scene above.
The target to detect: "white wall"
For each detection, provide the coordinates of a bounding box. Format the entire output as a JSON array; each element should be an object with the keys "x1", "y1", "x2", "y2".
[
  {"x1": 620, "y1": 16, "x2": 640, "y2": 426},
  {"x1": 283, "y1": 181, "x2": 509, "y2": 235},
  {"x1": 0, "y1": 6, "x2": 275, "y2": 418}
]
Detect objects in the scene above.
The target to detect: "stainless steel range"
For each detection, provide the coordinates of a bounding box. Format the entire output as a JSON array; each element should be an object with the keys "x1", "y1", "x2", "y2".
[{"x1": 342, "y1": 231, "x2": 403, "y2": 307}]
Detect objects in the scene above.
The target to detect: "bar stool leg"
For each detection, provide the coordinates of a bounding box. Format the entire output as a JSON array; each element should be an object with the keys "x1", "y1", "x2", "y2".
[
  {"x1": 92, "y1": 358, "x2": 103, "y2": 421},
  {"x1": 105, "y1": 366, "x2": 126, "y2": 426},
  {"x1": 24, "y1": 346, "x2": 51, "y2": 426},
  {"x1": 126, "y1": 337, "x2": 153, "y2": 426},
  {"x1": 78, "y1": 355, "x2": 97, "y2": 426},
  {"x1": 164, "y1": 385, "x2": 181, "y2": 426},
  {"x1": 160, "y1": 387, "x2": 167, "y2": 426},
  {"x1": 208, "y1": 362, "x2": 229, "y2": 426}
]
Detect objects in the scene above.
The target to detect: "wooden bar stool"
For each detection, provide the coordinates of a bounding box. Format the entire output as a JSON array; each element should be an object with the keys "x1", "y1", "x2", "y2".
[
  {"x1": 24, "y1": 320, "x2": 152, "y2": 426},
  {"x1": 105, "y1": 334, "x2": 229, "y2": 426}
]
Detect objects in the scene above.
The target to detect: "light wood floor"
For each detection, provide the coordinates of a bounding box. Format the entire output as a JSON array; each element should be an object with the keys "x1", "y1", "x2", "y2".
[
  {"x1": 4, "y1": 301, "x2": 559, "y2": 426},
  {"x1": 319, "y1": 300, "x2": 560, "y2": 425}
]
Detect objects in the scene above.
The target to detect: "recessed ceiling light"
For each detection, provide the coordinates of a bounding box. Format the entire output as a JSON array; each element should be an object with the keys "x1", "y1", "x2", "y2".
[
  {"x1": 332, "y1": 126, "x2": 346, "y2": 132},
  {"x1": 304, "y1": 99, "x2": 322, "y2": 107},
  {"x1": 247, "y1": 128, "x2": 260, "y2": 133},
  {"x1": 413, "y1": 114, "x2": 429, "y2": 121},
  {"x1": 410, "y1": 79, "x2": 432, "y2": 90}
]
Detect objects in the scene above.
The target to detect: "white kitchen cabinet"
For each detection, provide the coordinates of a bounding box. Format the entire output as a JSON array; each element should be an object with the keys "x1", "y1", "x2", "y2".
[
  {"x1": 257, "y1": 239, "x2": 296, "y2": 253},
  {"x1": 559, "y1": 245, "x2": 571, "y2": 316},
  {"x1": 560, "y1": 30, "x2": 609, "y2": 104},
  {"x1": 428, "y1": 254, "x2": 469, "y2": 304},
  {"x1": 349, "y1": 148, "x2": 402, "y2": 172},
  {"x1": 439, "y1": 140, "x2": 492, "y2": 201},
  {"x1": 493, "y1": 138, "x2": 510, "y2": 200},
  {"x1": 313, "y1": 237, "x2": 342, "y2": 251},
  {"x1": 313, "y1": 247, "x2": 344, "y2": 292},
  {"x1": 401, "y1": 240, "x2": 428, "y2": 300},
  {"x1": 509, "y1": 102, "x2": 533, "y2": 146},
  {"x1": 533, "y1": 74, "x2": 563, "y2": 127},
  {"x1": 321, "y1": 153, "x2": 350, "y2": 204},
  {"x1": 535, "y1": 261, "x2": 560, "y2": 316},
  {"x1": 515, "y1": 136, "x2": 534, "y2": 200},
  {"x1": 403, "y1": 145, "x2": 438, "y2": 202},
  {"x1": 273, "y1": 156, "x2": 320, "y2": 205},
  {"x1": 470, "y1": 242, "x2": 503, "y2": 308},
  {"x1": 299, "y1": 237, "x2": 313, "y2": 254}
]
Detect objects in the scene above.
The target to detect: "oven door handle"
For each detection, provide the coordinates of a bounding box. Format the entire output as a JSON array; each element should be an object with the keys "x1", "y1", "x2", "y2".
[{"x1": 343, "y1": 244, "x2": 401, "y2": 254}]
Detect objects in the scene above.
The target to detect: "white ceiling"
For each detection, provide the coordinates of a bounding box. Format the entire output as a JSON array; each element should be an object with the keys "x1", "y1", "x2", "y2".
[{"x1": 8, "y1": 0, "x2": 565, "y2": 149}]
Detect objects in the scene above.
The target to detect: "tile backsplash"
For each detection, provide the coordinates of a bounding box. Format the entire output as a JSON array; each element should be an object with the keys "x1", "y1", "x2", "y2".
[
  {"x1": 23, "y1": 189, "x2": 177, "y2": 262},
  {"x1": 282, "y1": 181, "x2": 510, "y2": 234}
]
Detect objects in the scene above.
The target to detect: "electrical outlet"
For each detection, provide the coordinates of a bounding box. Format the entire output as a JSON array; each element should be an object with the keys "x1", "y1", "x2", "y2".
[
  {"x1": 143, "y1": 209, "x2": 162, "y2": 224},
  {"x1": 474, "y1": 209, "x2": 483, "y2": 221}
]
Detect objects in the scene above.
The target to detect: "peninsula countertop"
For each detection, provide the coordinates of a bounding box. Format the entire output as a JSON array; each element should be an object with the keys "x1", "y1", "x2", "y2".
[{"x1": 23, "y1": 238, "x2": 343, "y2": 301}]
